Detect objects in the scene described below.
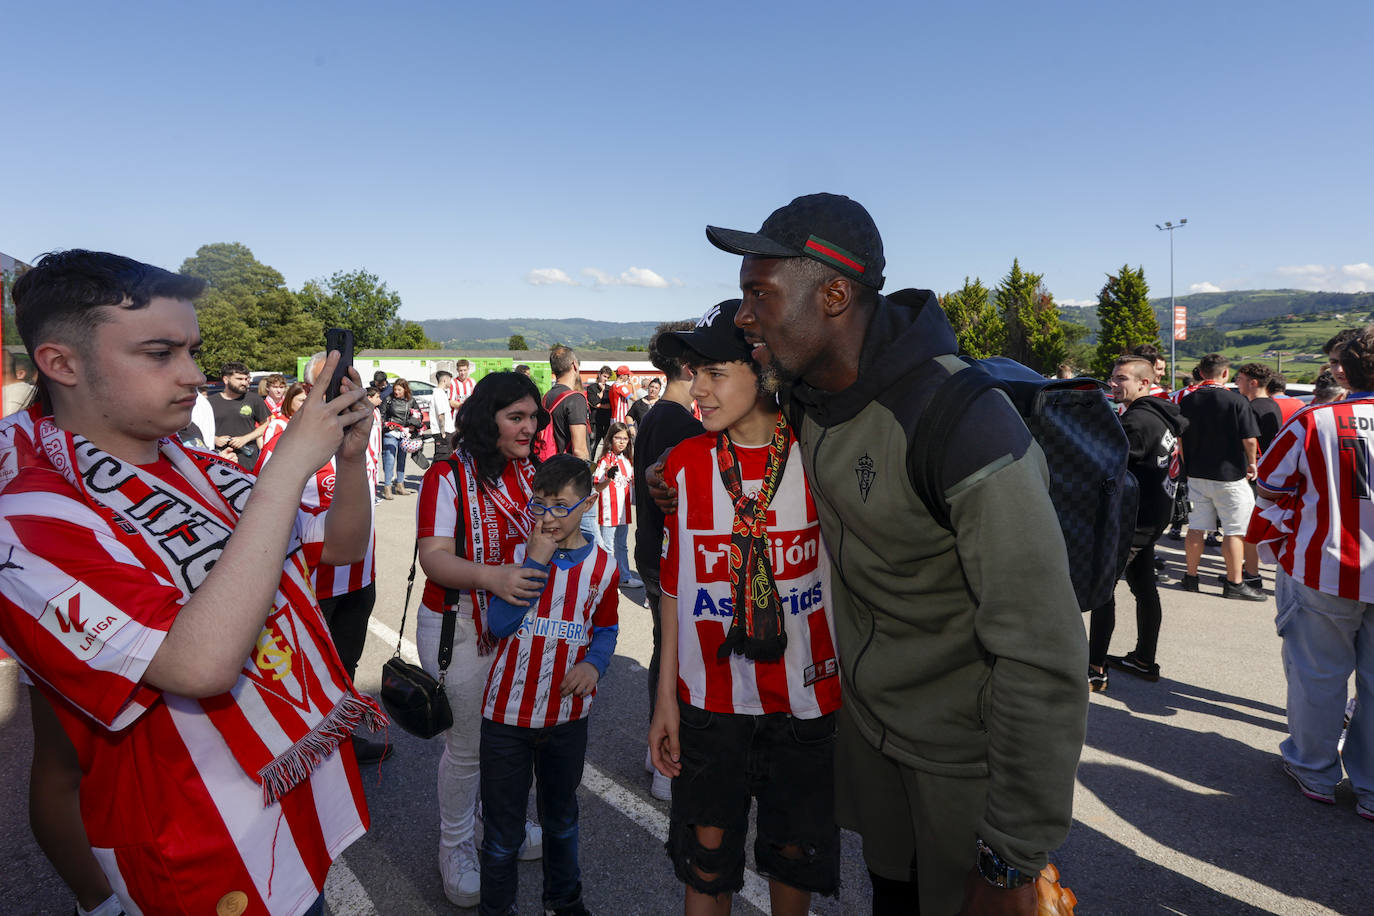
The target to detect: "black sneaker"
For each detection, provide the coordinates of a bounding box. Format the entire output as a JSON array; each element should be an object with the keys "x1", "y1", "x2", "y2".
[
  {"x1": 351, "y1": 734, "x2": 394, "y2": 764},
  {"x1": 1089, "y1": 667, "x2": 1109, "y2": 692},
  {"x1": 1205, "y1": 532, "x2": 1222, "y2": 548},
  {"x1": 1243, "y1": 572, "x2": 1263, "y2": 589},
  {"x1": 1222, "y1": 579, "x2": 1267, "y2": 601},
  {"x1": 1110, "y1": 651, "x2": 1161, "y2": 682},
  {"x1": 1181, "y1": 574, "x2": 1199, "y2": 592},
  {"x1": 1167, "y1": 527, "x2": 1184, "y2": 541}
]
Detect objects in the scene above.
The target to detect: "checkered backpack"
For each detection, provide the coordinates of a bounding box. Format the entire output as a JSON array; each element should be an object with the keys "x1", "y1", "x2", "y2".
[{"x1": 910, "y1": 357, "x2": 1138, "y2": 613}]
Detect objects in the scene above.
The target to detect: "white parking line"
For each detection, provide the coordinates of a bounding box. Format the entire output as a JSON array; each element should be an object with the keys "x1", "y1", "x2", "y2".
[{"x1": 363, "y1": 617, "x2": 817, "y2": 915}]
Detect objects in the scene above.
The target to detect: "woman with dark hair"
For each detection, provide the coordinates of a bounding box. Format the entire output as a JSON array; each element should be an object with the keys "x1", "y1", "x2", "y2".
[
  {"x1": 380, "y1": 377, "x2": 422, "y2": 497},
  {"x1": 414, "y1": 371, "x2": 551, "y2": 907}
]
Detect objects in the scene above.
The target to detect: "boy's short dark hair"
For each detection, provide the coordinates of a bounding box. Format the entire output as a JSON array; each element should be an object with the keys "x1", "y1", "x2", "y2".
[
  {"x1": 1323, "y1": 328, "x2": 1361, "y2": 356},
  {"x1": 1338, "y1": 326, "x2": 1374, "y2": 391},
  {"x1": 1131, "y1": 343, "x2": 1161, "y2": 363},
  {"x1": 1267, "y1": 374, "x2": 1288, "y2": 395},
  {"x1": 532, "y1": 453, "x2": 592, "y2": 498},
  {"x1": 435, "y1": 370, "x2": 452, "y2": 383},
  {"x1": 1235, "y1": 362, "x2": 1274, "y2": 386},
  {"x1": 221, "y1": 360, "x2": 250, "y2": 378},
  {"x1": 11, "y1": 249, "x2": 206, "y2": 362},
  {"x1": 456, "y1": 358, "x2": 471, "y2": 370},
  {"x1": 649, "y1": 320, "x2": 698, "y2": 381},
  {"x1": 1198, "y1": 353, "x2": 1229, "y2": 379},
  {"x1": 549, "y1": 345, "x2": 577, "y2": 376}
]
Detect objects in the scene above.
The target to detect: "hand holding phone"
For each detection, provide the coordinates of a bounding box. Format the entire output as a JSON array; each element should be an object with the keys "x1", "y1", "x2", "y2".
[{"x1": 324, "y1": 328, "x2": 355, "y2": 401}]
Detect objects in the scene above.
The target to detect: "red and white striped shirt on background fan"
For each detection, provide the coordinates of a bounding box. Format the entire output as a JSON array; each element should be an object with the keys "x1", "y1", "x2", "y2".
[
  {"x1": 0, "y1": 459, "x2": 364, "y2": 916},
  {"x1": 415, "y1": 456, "x2": 532, "y2": 630},
  {"x1": 1249, "y1": 396, "x2": 1374, "y2": 601},
  {"x1": 447, "y1": 376, "x2": 475, "y2": 407},
  {"x1": 593, "y1": 452, "x2": 633, "y2": 526},
  {"x1": 257, "y1": 413, "x2": 381, "y2": 599},
  {"x1": 661, "y1": 432, "x2": 841, "y2": 719},
  {"x1": 609, "y1": 381, "x2": 634, "y2": 423},
  {"x1": 483, "y1": 543, "x2": 619, "y2": 728}
]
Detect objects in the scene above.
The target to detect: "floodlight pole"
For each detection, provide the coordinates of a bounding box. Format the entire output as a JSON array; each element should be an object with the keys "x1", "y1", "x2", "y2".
[{"x1": 1156, "y1": 219, "x2": 1188, "y2": 389}]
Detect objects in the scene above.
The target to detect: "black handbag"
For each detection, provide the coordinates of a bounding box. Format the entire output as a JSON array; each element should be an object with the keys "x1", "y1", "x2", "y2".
[{"x1": 380, "y1": 541, "x2": 456, "y2": 739}]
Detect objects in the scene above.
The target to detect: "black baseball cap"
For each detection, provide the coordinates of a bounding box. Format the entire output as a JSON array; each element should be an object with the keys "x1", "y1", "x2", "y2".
[
  {"x1": 657, "y1": 299, "x2": 751, "y2": 364},
  {"x1": 706, "y1": 193, "x2": 886, "y2": 290}
]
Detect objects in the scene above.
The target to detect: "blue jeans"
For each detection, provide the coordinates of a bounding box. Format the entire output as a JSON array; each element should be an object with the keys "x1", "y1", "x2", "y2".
[
  {"x1": 1275, "y1": 568, "x2": 1373, "y2": 805},
  {"x1": 479, "y1": 717, "x2": 587, "y2": 915},
  {"x1": 580, "y1": 510, "x2": 602, "y2": 552},
  {"x1": 599, "y1": 524, "x2": 633, "y2": 580},
  {"x1": 381, "y1": 433, "x2": 407, "y2": 487}
]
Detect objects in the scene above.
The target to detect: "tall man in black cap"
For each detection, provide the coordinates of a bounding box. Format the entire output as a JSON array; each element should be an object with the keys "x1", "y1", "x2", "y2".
[{"x1": 707, "y1": 194, "x2": 1088, "y2": 915}]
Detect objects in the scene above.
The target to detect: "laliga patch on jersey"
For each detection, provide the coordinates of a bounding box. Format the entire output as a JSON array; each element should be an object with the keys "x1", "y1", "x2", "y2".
[
  {"x1": 42, "y1": 583, "x2": 132, "y2": 661},
  {"x1": 803, "y1": 657, "x2": 838, "y2": 687}
]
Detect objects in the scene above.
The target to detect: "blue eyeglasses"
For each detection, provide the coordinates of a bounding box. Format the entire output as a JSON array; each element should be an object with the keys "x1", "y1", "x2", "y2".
[{"x1": 527, "y1": 494, "x2": 591, "y2": 518}]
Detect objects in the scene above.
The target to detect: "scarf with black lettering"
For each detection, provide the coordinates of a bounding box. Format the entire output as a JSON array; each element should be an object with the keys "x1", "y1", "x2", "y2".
[
  {"x1": 715, "y1": 412, "x2": 790, "y2": 661},
  {"x1": 34, "y1": 418, "x2": 384, "y2": 805}
]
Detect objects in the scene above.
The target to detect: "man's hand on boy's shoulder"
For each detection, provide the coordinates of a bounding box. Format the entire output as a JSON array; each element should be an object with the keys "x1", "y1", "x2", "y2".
[
  {"x1": 560, "y1": 661, "x2": 599, "y2": 697},
  {"x1": 646, "y1": 445, "x2": 679, "y2": 514}
]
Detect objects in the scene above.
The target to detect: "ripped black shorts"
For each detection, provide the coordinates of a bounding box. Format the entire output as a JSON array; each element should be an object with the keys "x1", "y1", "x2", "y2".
[{"x1": 665, "y1": 698, "x2": 839, "y2": 897}]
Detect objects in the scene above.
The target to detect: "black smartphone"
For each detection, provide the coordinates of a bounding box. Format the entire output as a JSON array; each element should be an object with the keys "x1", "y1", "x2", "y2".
[{"x1": 323, "y1": 328, "x2": 354, "y2": 401}]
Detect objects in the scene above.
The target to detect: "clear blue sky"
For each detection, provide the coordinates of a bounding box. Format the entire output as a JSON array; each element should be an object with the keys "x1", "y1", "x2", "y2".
[{"x1": 4, "y1": 1, "x2": 1371, "y2": 322}]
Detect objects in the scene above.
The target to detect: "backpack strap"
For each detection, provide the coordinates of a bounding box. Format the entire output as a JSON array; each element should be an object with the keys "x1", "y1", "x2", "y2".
[{"x1": 909, "y1": 358, "x2": 1001, "y2": 531}]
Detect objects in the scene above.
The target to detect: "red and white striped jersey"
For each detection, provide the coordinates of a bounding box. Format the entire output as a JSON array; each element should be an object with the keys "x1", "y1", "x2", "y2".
[
  {"x1": 593, "y1": 452, "x2": 633, "y2": 526},
  {"x1": 1251, "y1": 397, "x2": 1374, "y2": 601},
  {"x1": 0, "y1": 462, "x2": 365, "y2": 916},
  {"x1": 609, "y1": 381, "x2": 634, "y2": 424},
  {"x1": 661, "y1": 433, "x2": 841, "y2": 718},
  {"x1": 415, "y1": 457, "x2": 531, "y2": 628},
  {"x1": 482, "y1": 543, "x2": 619, "y2": 727},
  {"x1": 257, "y1": 413, "x2": 381, "y2": 600},
  {"x1": 447, "y1": 376, "x2": 475, "y2": 407}
]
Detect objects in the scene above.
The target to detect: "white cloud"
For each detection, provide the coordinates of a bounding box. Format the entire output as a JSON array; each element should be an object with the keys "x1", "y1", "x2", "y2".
[
  {"x1": 582, "y1": 266, "x2": 680, "y2": 288},
  {"x1": 1058, "y1": 297, "x2": 1096, "y2": 307},
  {"x1": 1274, "y1": 263, "x2": 1374, "y2": 293},
  {"x1": 620, "y1": 266, "x2": 671, "y2": 288},
  {"x1": 525, "y1": 268, "x2": 576, "y2": 286},
  {"x1": 1189, "y1": 281, "x2": 1223, "y2": 293}
]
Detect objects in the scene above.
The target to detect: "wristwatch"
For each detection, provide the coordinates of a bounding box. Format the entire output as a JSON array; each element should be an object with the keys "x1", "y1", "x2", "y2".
[{"x1": 975, "y1": 839, "x2": 1036, "y2": 889}]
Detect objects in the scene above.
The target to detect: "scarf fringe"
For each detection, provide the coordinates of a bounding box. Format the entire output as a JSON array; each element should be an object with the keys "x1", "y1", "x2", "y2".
[{"x1": 257, "y1": 694, "x2": 388, "y2": 805}]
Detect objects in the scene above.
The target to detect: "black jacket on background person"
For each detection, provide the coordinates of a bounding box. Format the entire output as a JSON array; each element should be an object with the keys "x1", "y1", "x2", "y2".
[{"x1": 1120, "y1": 396, "x2": 1187, "y2": 545}]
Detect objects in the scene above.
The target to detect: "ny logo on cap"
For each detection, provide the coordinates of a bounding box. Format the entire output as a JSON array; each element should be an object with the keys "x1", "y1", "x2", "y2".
[{"x1": 697, "y1": 303, "x2": 722, "y2": 328}]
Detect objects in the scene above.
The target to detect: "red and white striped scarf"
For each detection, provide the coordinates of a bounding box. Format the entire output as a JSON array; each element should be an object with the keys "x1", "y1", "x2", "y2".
[
  {"x1": 452, "y1": 451, "x2": 534, "y2": 654},
  {"x1": 34, "y1": 418, "x2": 385, "y2": 805}
]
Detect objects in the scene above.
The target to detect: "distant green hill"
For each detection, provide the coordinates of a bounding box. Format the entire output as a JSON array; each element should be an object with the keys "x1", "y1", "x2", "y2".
[
  {"x1": 1060, "y1": 289, "x2": 1374, "y2": 383},
  {"x1": 417, "y1": 317, "x2": 665, "y2": 351}
]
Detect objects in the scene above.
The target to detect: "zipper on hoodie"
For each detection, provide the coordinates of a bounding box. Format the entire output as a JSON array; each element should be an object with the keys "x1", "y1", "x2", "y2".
[{"x1": 809, "y1": 421, "x2": 886, "y2": 746}]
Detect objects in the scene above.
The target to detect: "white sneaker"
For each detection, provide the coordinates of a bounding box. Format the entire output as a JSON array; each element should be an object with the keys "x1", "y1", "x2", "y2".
[
  {"x1": 518, "y1": 820, "x2": 542, "y2": 861},
  {"x1": 644, "y1": 746, "x2": 656, "y2": 774},
  {"x1": 651, "y1": 769, "x2": 672, "y2": 802},
  {"x1": 439, "y1": 840, "x2": 481, "y2": 907},
  {"x1": 623, "y1": 574, "x2": 644, "y2": 589}
]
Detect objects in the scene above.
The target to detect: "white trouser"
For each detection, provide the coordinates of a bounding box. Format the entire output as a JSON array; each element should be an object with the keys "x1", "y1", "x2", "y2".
[{"x1": 416, "y1": 609, "x2": 489, "y2": 850}]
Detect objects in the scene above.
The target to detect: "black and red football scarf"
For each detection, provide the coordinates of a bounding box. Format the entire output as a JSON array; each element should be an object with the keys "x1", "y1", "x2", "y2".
[{"x1": 715, "y1": 411, "x2": 791, "y2": 661}]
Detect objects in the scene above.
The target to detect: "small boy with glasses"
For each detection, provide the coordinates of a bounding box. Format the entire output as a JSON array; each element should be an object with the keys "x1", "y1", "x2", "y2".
[{"x1": 479, "y1": 454, "x2": 620, "y2": 916}]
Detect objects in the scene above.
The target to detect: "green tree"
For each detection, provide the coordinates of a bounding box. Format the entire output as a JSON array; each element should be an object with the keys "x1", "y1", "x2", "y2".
[
  {"x1": 996, "y1": 259, "x2": 1069, "y2": 374},
  {"x1": 297, "y1": 269, "x2": 413, "y2": 351},
  {"x1": 508, "y1": 334, "x2": 528, "y2": 351},
  {"x1": 388, "y1": 320, "x2": 439, "y2": 349},
  {"x1": 940, "y1": 277, "x2": 1005, "y2": 358},
  {"x1": 180, "y1": 243, "x2": 322, "y2": 375},
  {"x1": 1093, "y1": 264, "x2": 1158, "y2": 377}
]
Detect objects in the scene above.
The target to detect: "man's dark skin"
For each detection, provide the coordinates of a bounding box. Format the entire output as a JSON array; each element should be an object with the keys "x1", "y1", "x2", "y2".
[{"x1": 653, "y1": 254, "x2": 1036, "y2": 914}]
